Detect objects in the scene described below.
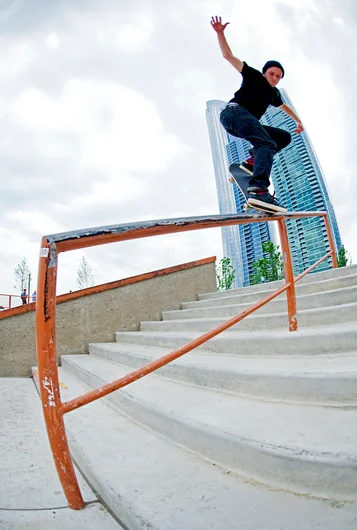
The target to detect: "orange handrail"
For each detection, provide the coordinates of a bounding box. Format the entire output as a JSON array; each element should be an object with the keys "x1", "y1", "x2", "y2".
[
  {"x1": 0, "y1": 293, "x2": 33, "y2": 309},
  {"x1": 61, "y1": 280, "x2": 291, "y2": 415},
  {"x1": 35, "y1": 211, "x2": 337, "y2": 510}
]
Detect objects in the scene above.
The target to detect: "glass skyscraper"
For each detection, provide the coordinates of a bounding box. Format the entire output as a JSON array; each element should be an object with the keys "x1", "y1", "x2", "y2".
[
  {"x1": 206, "y1": 90, "x2": 342, "y2": 282},
  {"x1": 206, "y1": 100, "x2": 275, "y2": 287},
  {"x1": 261, "y1": 89, "x2": 342, "y2": 275},
  {"x1": 206, "y1": 100, "x2": 244, "y2": 288}
]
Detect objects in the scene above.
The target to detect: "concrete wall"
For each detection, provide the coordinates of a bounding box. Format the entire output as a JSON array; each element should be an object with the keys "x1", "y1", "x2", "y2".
[{"x1": 0, "y1": 258, "x2": 216, "y2": 377}]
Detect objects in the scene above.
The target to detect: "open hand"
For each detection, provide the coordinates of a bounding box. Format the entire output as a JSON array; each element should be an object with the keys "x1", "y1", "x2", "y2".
[{"x1": 211, "y1": 16, "x2": 230, "y2": 33}]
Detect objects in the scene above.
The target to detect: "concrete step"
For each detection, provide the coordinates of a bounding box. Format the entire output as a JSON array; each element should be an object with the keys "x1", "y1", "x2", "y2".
[
  {"x1": 1, "y1": 378, "x2": 121, "y2": 529},
  {"x1": 198, "y1": 273, "x2": 357, "y2": 305},
  {"x1": 43, "y1": 367, "x2": 357, "y2": 529},
  {"x1": 115, "y1": 322, "x2": 357, "y2": 356},
  {"x1": 164, "y1": 299, "x2": 357, "y2": 321},
  {"x1": 144, "y1": 302, "x2": 357, "y2": 332},
  {"x1": 180, "y1": 285, "x2": 357, "y2": 312},
  {"x1": 89, "y1": 342, "x2": 357, "y2": 404},
  {"x1": 61, "y1": 354, "x2": 357, "y2": 502},
  {"x1": 199, "y1": 264, "x2": 357, "y2": 301}
]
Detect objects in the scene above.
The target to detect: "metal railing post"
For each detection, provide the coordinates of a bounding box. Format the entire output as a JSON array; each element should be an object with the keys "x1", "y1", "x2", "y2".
[
  {"x1": 323, "y1": 213, "x2": 338, "y2": 268},
  {"x1": 34, "y1": 211, "x2": 333, "y2": 508},
  {"x1": 36, "y1": 238, "x2": 85, "y2": 510},
  {"x1": 277, "y1": 217, "x2": 298, "y2": 331}
]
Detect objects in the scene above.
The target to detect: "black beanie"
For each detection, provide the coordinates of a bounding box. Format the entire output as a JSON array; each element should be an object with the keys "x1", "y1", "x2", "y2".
[{"x1": 262, "y1": 60, "x2": 285, "y2": 78}]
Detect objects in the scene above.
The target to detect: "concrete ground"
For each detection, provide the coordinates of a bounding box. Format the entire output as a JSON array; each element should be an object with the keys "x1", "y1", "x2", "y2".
[{"x1": 0, "y1": 378, "x2": 122, "y2": 530}]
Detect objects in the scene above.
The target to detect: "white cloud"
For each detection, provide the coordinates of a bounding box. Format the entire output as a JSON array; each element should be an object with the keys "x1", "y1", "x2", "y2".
[
  {"x1": 5, "y1": 210, "x2": 64, "y2": 235},
  {"x1": 11, "y1": 80, "x2": 187, "y2": 171},
  {"x1": 0, "y1": 42, "x2": 37, "y2": 76},
  {"x1": 174, "y1": 70, "x2": 216, "y2": 114},
  {"x1": 60, "y1": 173, "x2": 145, "y2": 211},
  {"x1": 0, "y1": 0, "x2": 356, "y2": 298},
  {"x1": 45, "y1": 33, "x2": 60, "y2": 51},
  {"x1": 115, "y1": 13, "x2": 154, "y2": 52}
]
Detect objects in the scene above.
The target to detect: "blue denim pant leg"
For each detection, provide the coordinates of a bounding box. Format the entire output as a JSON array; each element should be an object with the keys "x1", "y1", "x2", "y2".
[{"x1": 220, "y1": 105, "x2": 277, "y2": 189}]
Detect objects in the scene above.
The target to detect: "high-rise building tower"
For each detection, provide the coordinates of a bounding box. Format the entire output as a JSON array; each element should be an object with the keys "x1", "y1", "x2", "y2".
[
  {"x1": 206, "y1": 100, "x2": 275, "y2": 287},
  {"x1": 206, "y1": 90, "x2": 342, "y2": 283},
  {"x1": 205, "y1": 100, "x2": 244, "y2": 288},
  {"x1": 261, "y1": 88, "x2": 342, "y2": 274}
]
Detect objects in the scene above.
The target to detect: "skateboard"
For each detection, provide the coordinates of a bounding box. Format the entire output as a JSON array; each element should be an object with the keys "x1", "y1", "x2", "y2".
[{"x1": 229, "y1": 163, "x2": 280, "y2": 215}]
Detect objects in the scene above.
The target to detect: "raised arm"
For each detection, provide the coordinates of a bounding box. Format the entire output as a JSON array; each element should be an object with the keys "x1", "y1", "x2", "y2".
[{"x1": 211, "y1": 16, "x2": 244, "y2": 73}]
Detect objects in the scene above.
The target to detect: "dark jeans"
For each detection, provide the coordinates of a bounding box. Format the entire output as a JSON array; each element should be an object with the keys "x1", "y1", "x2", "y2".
[{"x1": 220, "y1": 104, "x2": 291, "y2": 189}]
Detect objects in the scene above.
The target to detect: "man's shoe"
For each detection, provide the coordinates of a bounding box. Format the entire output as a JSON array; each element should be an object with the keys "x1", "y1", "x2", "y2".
[
  {"x1": 239, "y1": 155, "x2": 254, "y2": 176},
  {"x1": 247, "y1": 188, "x2": 287, "y2": 214}
]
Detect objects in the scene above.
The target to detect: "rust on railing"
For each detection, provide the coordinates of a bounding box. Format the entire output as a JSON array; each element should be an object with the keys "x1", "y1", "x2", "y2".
[{"x1": 35, "y1": 211, "x2": 337, "y2": 510}]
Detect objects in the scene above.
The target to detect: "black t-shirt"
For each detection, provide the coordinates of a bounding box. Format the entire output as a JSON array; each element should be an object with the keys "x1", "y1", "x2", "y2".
[{"x1": 229, "y1": 62, "x2": 283, "y2": 119}]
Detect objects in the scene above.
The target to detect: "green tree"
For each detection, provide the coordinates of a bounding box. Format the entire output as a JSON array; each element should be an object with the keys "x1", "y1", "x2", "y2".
[
  {"x1": 76, "y1": 256, "x2": 95, "y2": 289},
  {"x1": 337, "y1": 245, "x2": 352, "y2": 268},
  {"x1": 250, "y1": 242, "x2": 284, "y2": 285},
  {"x1": 14, "y1": 257, "x2": 31, "y2": 292},
  {"x1": 216, "y1": 257, "x2": 236, "y2": 291}
]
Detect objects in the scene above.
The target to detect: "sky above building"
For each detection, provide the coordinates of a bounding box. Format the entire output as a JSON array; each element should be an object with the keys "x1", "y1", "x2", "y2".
[{"x1": 0, "y1": 0, "x2": 356, "y2": 296}]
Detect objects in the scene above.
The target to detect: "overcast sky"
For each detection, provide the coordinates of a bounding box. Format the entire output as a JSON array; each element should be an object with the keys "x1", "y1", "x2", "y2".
[{"x1": 0, "y1": 0, "x2": 356, "y2": 301}]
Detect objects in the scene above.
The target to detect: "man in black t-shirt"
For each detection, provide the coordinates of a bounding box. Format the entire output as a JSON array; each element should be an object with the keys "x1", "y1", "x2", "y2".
[{"x1": 211, "y1": 16, "x2": 304, "y2": 213}]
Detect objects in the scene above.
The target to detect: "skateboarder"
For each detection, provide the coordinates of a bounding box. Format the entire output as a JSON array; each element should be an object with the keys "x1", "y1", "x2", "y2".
[{"x1": 211, "y1": 16, "x2": 304, "y2": 213}]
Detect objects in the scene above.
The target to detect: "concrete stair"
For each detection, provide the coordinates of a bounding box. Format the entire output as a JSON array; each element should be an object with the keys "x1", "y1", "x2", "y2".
[
  {"x1": 114, "y1": 323, "x2": 357, "y2": 355},
  {"x1": 39, "y1": 265, "x2": 357, "y2": 528}
]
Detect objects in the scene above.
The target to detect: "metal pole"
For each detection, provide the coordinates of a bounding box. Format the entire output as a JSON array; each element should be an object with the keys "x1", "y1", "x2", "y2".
[
  {"x1": 323, "y1": 213, "x2": 337, "y2": 268},
  {"x1": 34, "y1": 212, "x2": 331, "y2": 508},
  {"x1": 36, "y1": 238, "x2": 85, "y2": 510},
  {"x1": 277, "y1": 217, "x2": 298, "y2": 331},
  {"x1": 28, "y1": 273, "x2": 32, "y2": 303}
]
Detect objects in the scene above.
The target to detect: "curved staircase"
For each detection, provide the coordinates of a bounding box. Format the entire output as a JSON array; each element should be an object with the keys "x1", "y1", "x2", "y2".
[{"x1": 41, "y1": 265, "x2": 357, "y2": 529}]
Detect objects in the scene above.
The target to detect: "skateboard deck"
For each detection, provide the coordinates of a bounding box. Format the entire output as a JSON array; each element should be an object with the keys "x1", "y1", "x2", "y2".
[{"x1": 229, "y1": 163, "x2": 279, "y2": 215}]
